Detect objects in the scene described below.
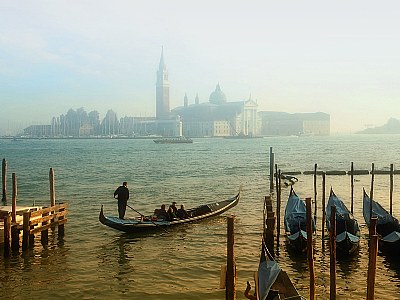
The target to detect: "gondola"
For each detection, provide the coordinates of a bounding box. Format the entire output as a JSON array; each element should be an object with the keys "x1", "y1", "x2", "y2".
[
  {"x1": 255, "y1": 239, "x2": 302, "y2": 300},
  {"x1": 284, "y1": 186, "x2": 315, "y2": 253},
  {"x1": 362, "y1": 189, "x2": 400, "y2": 253},
  {"x1": 326, "y1": 188, "x2": 361, "y2": 255},
  {"x1": 99, "y1": 190, "x2": 240, "y2": 233}
]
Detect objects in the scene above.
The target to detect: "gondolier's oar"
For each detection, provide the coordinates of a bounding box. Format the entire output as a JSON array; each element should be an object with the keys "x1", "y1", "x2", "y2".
[{"x1": 126, "y1": 204, "x2": 169, "y2": 233}]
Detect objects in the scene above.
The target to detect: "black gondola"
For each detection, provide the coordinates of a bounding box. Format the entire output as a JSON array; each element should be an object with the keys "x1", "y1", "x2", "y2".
[
  {"x1": 284, "y1": 186, "x2": 315, "y2": 253},
  {"x1": 326, "y1": 188, "x2": 361, "y2": 255},
  {"x1": 363, "y1": 189, "x2": 400, "y2": 253},
  {"x1": 99, "y1": 190, "x2": 240, "y2": 233},
  {"x1": 256, "y1": 240, "x2": 302, "y2": 300}
]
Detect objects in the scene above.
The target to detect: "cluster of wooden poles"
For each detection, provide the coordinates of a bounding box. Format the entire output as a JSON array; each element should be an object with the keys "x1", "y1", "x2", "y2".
[{"x1": 1, "y1": 158, "x2": 68, "y2": 257}]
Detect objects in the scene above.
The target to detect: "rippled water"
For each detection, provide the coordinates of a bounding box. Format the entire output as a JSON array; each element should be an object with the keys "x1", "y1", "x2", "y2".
[{"x1": 1, "y1": 135, "x2": 400, "y2": 299}]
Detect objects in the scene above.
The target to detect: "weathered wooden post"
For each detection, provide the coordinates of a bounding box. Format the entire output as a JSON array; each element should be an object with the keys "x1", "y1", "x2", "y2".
[
  {"x1": 269, "y1": 147, "x2": 274, "y2": 192},
  {"x1": 351, "y1": 162, "x2": 354, "y2": 214},
  {"x1": 22, "y1": 211, "x2": 31, "y2": 250},
  {"x1": 49, "y1": 168, "x2": 55, "y2": 207},
  {"x1": 322, "y1": 172, "x2": 326, "y2": 244},
  {"x1": 41, "y1": 209, "x2": 49, "y2": 245},
  {"x1": 306, "y1": 197, "x2": 316, "y2": 300},
  {"x1": 264, "y1": 196, "x2": 275, "y2": 256},
  {"x1": 58, "y1": 204, "x2": 66, "y2": 237},
  {"x1": 314, "y1": 163, "x2": 317, "y2": 223},
  {"x1": 370, "y1": 163, "x2": 375, "y2": 223},
  {"x1": 369, "y1": 217, "x2": 377, "y2": 241},
  {"x1": 12, "y1": 173, "x2": 17, "y2": 223},
  {"x1": 11, "y1": 173, "x2": 19, "y2": 251},
  {"x1": 226, "y1": 216, "x2": 236, "y2": 300},
  {"x1": 329, "y1": 205, "x2": 337, "y2": 300},
  {"x1": 390, "y1": 164, "x2": 394, "y2": 216},
  {"x1": 2, "y1": 158, "x2": 6, "y2": 203},
  {"x1": 276, "y1": 169, "x2": 281, "y2": 246},
  {"x1": 3, "y1": 213, "x2": 12, "y2": 257},
  {"x1": 367, "y1": 217, "x2": 378, "y2": 300}
]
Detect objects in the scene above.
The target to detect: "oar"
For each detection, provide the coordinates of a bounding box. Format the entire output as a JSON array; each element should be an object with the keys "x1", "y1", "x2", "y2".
[{"x1": 126, "y1": 204, "x2": 169, "y2": 233}]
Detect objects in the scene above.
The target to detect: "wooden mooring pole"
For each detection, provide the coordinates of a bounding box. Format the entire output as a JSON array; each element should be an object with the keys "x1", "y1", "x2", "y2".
[
  {"x1": 11, "y1": 172, "x2": 19, "y2": 251},
  {"x1": 50, "y1": 168, "x2": 55, "y2": 207},
  {"x1": 3, "y1": 213, "x2": 12, "y2": 257},
  {"x1": 2, "y1": 158, "x2": 6, "y2": 203},
  {"x1": 390, "y1": 164, "x2": 394, "y2": 216},
  {"x1": 370, "y1": 163, "x2": 375, "y2": 224},
  {"x1": 276, "y1": 169, "x2": 281, "y2": 246},
  {"x1": 367, "y1": 217, "x2": 378, "y2": 300},
  {"x1": 322, "y1": 172, "x2": 326, "y2": 244},
  {"x1": 329, "y1": 205, "x2": 337, "y2": 300},
  {"x1": 351, "y1": 162, "x2": 354, "y2": 214},
  {"x1": 306, "y1": 197, "x2": 316, "y2": 300},
  {"x1": 269, "y1": 147, "x2": 274, "y2": 192},
  {"x1": 226, "y1": 216, "x2": 236, "y2": 300},
  {"x1": 313, "y1": 163, "x2": 317, "y2": 223},
  {"x1": 264, "y1": 195, "x2": 275, "y2": 256}
]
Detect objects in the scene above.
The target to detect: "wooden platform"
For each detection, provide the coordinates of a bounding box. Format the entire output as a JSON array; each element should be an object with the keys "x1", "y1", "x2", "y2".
[{"x1": 0, "y1": 205, "x2": 43, "y2": 243}]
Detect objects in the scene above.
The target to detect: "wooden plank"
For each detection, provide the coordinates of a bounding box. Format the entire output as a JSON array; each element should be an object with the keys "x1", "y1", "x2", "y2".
[
  {"x1": 30, "y1": 203, "x2": 69, "y2": 218},
  {"x1": 30, "y1": 218, "x2": 67, "y2": 234},
  {"x1": 30, "y1": 214, "x2": 55, "y2": 226}
]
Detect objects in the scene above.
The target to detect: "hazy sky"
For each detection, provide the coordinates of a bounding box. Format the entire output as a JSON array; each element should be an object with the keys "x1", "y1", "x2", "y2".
[{"x1": 1, "y1": 1, "x2": 400, "y2": 134}]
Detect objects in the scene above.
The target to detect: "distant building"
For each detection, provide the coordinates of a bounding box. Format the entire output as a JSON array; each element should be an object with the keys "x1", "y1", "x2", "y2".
[
  {"x1": 172, "y1": 84, "x2": 258, "y2": 137},
  {"x1": 24, "y1": 125, "x2": 52, "y2": 137},
  {"x1": 258, "y1": 111, "x2": 330, "y2": 136},
  {"x1": 156, "y1": 47, "x2": 170, "y2": 120},
  {"x1": 22, "y1": 49, "x2": 330, "y2": 138}
]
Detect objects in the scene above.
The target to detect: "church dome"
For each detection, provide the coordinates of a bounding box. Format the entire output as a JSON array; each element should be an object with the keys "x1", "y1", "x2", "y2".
[{"x1": 209, "y1": 83, "x2": 227, "y2": 105}]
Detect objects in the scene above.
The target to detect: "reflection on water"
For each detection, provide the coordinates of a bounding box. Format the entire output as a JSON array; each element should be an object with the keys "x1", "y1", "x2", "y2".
[{"x1": 1, "y1": 136, "x2": 400, "y2": 299}]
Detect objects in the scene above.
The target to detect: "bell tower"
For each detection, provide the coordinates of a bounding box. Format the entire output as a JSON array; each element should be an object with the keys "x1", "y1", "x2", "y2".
[{"x1": 156, "y1": 47, "x2": 170, "y2": 119}]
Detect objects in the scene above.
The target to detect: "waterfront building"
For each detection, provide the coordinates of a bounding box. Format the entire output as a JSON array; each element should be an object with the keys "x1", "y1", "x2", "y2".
[
  {"x1": 172, "y1": 85, "x2": 258, "y2": 137},
  {"x1": 21, "y1": 49, "x2": 329, "y2": 138},
  {"x1": 258, "y1": 111, "x2": 330, "y2": 136},
  {"x1": 156, "y1": 47, "x2": 170, "y2": 120}
]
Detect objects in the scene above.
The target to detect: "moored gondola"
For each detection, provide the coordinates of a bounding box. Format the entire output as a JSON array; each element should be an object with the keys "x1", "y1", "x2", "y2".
[
  {"x1": 363, "y1": 189, "x2": 400, "y2": 253},
  {"x1": 284, "y1": 186, "x2": 315, "y2": 253},
  {"x1": 99, "y1": 189, "x2": 240, "y2": 233},
  {"x1": 255, "y1": 239, "x2": 302, "y2": 300},
  {"x1": 326, "y1": 188, "x2": 361, "y2": 255}
]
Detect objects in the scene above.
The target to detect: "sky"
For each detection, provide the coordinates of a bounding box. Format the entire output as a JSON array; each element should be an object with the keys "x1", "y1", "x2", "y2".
[{"x1": 1, "y1": 1, "x2": 400, "y2": 135}]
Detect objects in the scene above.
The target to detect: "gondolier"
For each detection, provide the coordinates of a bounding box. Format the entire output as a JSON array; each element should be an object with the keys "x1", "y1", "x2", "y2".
[{"x1": 114, "y1": 181, "x2": 129, "y2": 219}]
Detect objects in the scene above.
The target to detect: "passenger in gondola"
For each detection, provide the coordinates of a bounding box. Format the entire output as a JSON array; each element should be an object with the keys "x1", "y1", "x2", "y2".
[
  {"x1": 167, "y1": 206, "x2": 177, "y2": 221},
  {"x1": 169, "y1": 201, "x2": 178, "y2": 214},
  {"x1": 153, "y1": 204, "x2": 168, "y2": 220},
  {"x1": 176, "y1": 204, "x2": 189, "y2": 219}
]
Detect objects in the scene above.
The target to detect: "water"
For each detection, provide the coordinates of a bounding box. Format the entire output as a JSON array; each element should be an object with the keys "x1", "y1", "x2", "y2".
[{"x1": 1, "y1": 135, "x2": 400, "y2": 299}]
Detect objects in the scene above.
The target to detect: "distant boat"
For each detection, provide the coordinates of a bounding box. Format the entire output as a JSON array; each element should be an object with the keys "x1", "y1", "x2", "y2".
[
  {"x1": 363, "y1": 189, "x2": 400, "y2": 253},
  {"x1": 223, "y1": 133, "x2": 262, "y2": 139},
  {"x1": 326, "y1": 188, "x2": 361, "y2": 255},
  {"x1": 153, "y1": 136, "x2": 193, "y2": 144}
]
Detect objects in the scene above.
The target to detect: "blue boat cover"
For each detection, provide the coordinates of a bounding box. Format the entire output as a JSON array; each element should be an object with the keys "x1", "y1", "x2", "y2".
[
  {"x1": 362, "y1": 190, "x2": 397, "y2": 226},
  {"x1": 326, "y1": 189, "x2": 354, "y2": 230},
  {"x1": 336, "y1": 231, "x2": 360, "y2": 243},
  {"x1": 284, "y1": 188, "x2": 315, "y2": 233},
  {"x1": 257, "y1": 260, "x2": 281, "y2": 300},
  {"x1": 287, "y1": 230, "x2": 308, "y2": 241},
  {"x1": 382, "y1": 231, "x2": 400, "y2": 243}
]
